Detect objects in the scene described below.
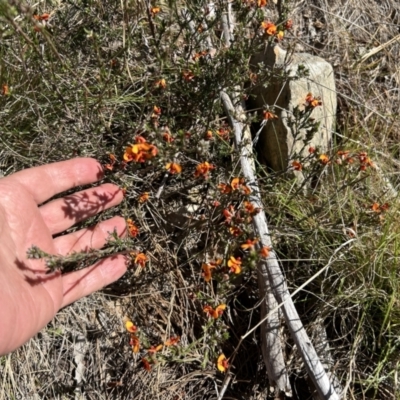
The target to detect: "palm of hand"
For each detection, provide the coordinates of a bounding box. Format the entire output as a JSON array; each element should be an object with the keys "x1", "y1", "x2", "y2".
[{"x1": 0, "y1": 158, "x2": 127, "y2": 355}]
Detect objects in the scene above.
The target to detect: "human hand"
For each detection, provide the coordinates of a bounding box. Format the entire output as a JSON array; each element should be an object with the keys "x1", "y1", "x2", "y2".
[{"x1": 0, "y1": 158, "x2": 127, "y2": 355}]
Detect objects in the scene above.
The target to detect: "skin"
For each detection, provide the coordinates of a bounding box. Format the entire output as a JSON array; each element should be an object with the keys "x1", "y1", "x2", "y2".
[{"x1": 0, "y1": 158, "x2": 128, "y2": 355}]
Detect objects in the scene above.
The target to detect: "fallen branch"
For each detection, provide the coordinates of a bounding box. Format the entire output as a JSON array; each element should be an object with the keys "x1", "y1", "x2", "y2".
[{"x1": 220, "y1": 91, "x2": 340, "y2": 400}]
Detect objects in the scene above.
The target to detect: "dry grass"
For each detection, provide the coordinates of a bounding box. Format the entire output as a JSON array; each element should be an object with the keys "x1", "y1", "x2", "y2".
[{"x1": 1, "y1": 0, "x2": 400, "y2": 399}]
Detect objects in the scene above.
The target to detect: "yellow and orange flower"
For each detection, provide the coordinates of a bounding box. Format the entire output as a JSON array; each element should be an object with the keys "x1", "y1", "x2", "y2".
[
  {"x1": 125, "y1": 319, "x2": 138, "y2": 333},
  {"x1": 217, "y1": 127, "x2": 230, "y2": 140},
  {"x1": 104, "y1": 153, "x2": 116, "y2": 171},
  {"x1": 229, "y1": 226, "x2": 242, "y2": 237},
  {"x1": 319, "y1": 154, "x2": 330, "y2": 165},
  {"x1": 127, "y1": 218, "x2": 139, "y2": 237},
  {"x1": 217, "y1": 354, "x2": 229, "y2": 372},
  {"x1": 165, "y1": 336, "x2": 180, "y2": 346},
  {"x1": 166, "y1": 162, "x2": 182, "y2": 174},
  {"x1": 150, "y1": 6, "x2": 161, "y2": 17},
  {"x1": 257, "y1": 0, "x2": 267, "y2": 7},
  {"x1": 203, "y1": 304, "x2": 226, "y2": 319},
  {"x1": 134, "y1": 253, "x2": 148, "y2": 268},
  {"x1": 240, "y1": 238, "x2": 259, "y2": 251},
  {"x1": 261, "y1": 21, "x2": 277, "y2": 36},
  {"x1": 243, "y1": 201, "x2": 259, "y2": 216},
  {"x1": 263, "y1": 110, "x2": 278, "y2": 120},
  {"x1": 148, "y1": 344, "x2": 163, "y2": 354},
  {"x1": 154, "y1": 78, "x2": 166, "y2": 89},
  {"x1": 130, "y1": 335, "x2": 140, "y2": 353},
  {"x1": 202, "y1": 263, "x2": 216, "y2": 282},
  {"x1": 305, "y1": 93, "x2": 322, "y2": 108},
  {"x1": 259, "y1": 246, "x2": 271, "y2": 258},
  {"x1": 138, "y1": 192, "x2": 150, "y2": 203},
  {"x1": 123, "y1": 140, "x2": 158, "y2": 163},
  {"x1": 218, "y1": 183, "x2": 232, "y2": 194},
  {"x1": 231, "y1": 177, "x2": 251, "y2": 194},
  {"x1": 194, "y1": 162, "x2": 215, "y2": 178},
  {"x1": 276, "y1": 30, "x2": 284, "y2": 41},
  {"x1": 227, "y1": 256, "x2": 242, "y2": 274}
]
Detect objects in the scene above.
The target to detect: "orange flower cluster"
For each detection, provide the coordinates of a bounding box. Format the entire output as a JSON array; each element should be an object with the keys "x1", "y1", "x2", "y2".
[
  {"x1": 261, "y1": 21, "x2": 284, "y2": 40},
  {"x1": 194, "y1": 162, "x2": 215, "y2": 178},
  {"x1": 217, "y1": 354, "x2": 230, "y2": 372},
  {"x1": 165, "y1": 162, "x2": 182, "y2": 174},
  {"x1": 371, "y1": 202, "x2": 389, "y2": 213},
  {"x1": 138, "y1": 192, "x2": 150, "y2": 203},
  {"x1": 124, "y1": 136, "x2": 158, "y2": 163},
  {"x1": 231, "y1": 177, "x2": 251, "y2": 194},
  {"x1": 227, "y1": 256, "x2": 242, "y2": 274},
  {"x1": 203, "y1": 304, "x2": 226, "y2": 319},
  {"x1": 305, "y1": 92, "x2": 322, "y2": 108},
  {"x1": 127, "y1": 219, "x2": 139, "y2": 237}
]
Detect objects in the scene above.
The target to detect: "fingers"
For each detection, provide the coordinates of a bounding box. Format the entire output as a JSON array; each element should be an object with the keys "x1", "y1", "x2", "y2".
[
  {"x1": 40, "y1": 183, "x2": 124, "y2": 235},
  {"x1": 53, "y1": 216, "x2": 127, "y2": 255},
  {"x1": 60, "y1": 254, "x2": 128, "y2": 308},
  {"x1": 7, "y1": 158, "x2": 104, "y2": 205}
]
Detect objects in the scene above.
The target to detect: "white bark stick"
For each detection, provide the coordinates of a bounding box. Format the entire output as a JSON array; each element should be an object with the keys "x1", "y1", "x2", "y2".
[{"x1": 220, "y1": 91, "x2": 339, "y2": 400}]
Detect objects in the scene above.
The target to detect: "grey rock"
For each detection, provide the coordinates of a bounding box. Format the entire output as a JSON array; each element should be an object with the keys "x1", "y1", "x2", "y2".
[{"x1": 250, "y1": 45, "x2": 336, "y2": 172}]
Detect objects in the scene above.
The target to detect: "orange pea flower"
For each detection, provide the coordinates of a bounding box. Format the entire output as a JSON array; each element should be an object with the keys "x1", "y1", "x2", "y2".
[
  {"x1": 240, "y1": 238, "x2": 259, "y2": 250},
  {"x1": 202, "y1": 263, "x2": 217, "y2": 282},
  {"x1": 127, "y1": 219, "x2": 139, "y2": 237},
  {"x1": 194, "y1": 162, "x2": 215, "y2": 178},
  {"x1": 319, "y1": 154, "x2": 329, "y2": 165},
  {"x1": 292, "y1": 160, "x2": 302, "y2": 171},
  {"x1": 162, "y1": 132, "x2": 174, "y2": 142},
  {"x1": 165, "y1": 162, "x2": 182, "y2": 174},
  {"x1": 134, "y1": 253, "x2": 148, "y2": 268},
  {"x1": 165, "y1": 336, "x2": 180, "y2": 346},
  {"x1": 284, "y1": 19, "x2": 293, "y2": 29},
  {"x1": 142, "y1": 358, "x2": 151, "y2": 371},
  {"x1": 130, "y1": 335, "x2": 140, "y2": 353},
  {"x1": 227, "y1": 256, "x2": 242, "y2": 274},
  {"x1": 257, "y1": 0, "x2": 267, "y2": 7},
  {"x1": 123, "y1": 141, "x2": 158, "y2": 163},
  {"x1": 203, "y1": 304, "x2": 226, "y2": 319},
  {"x1": 154, "y1": 79, "x2": 166, "y2": 89},
  {"x1": 261, "y1": 21, "x2": 277, "y2": 36},
  {"x1": 150, "y1": 6, "x2": 161, "y2": 17},
  {"x1": 217, "y1": 354, "x2": 229, "y2": 372},
  {"x1": 218, "y1": 183, "x2": 232, "y2": 194},
  {"x1": 125, "y1": 319, "x2": 138, "y2": 333},
  {"x1": 205, "y1": 130, "x2": 213, "y2": 140},
  {"x1": 229, "y1": 226, "x2": 242, "y2": 237},
  {"x1": 231, "y1": 177, "x2": 251, "y2": 194},
  {"x1": 104, "y1": 153, "x2": 116, "y2": 171},
  {"x1": 182, "y1": 70, "x2": 195, "y2": 82},
  {"x1": 243, "y1": 201, "x2": 259, "y2": 216},
  {"x1": 33, "y1": 13, "x2": 50, "y2": 21},
  {"x1": 276, "y1": 31, "x2": 284, "y2": 41},
  {"x1": 263, "y1": 110, "x2": 278, "y2": 120},
  {"x1": 148, "y1": 344, "x2": 163, "y2": 354},
  {"x1": 259, "y1": 246, "x2": 271, "y2": 258},
  {"x1": 138, "y1": 192, "x2": 150, "y2": 203},
  {"x1": 309, "y1": 146, "x2": 316, "y2": 154},
  {"x1": 305, "y1": 93, "x2": 322, "y2": 108},
  {"x1": 217, "y1": 126, "x2": 230, "y2": 140},
  {"x1": 2, "y1": 84, "x2": 9, "y2": 96},
  {"x1": 223, "y1": 205, "x2": 235, "y2": 223}
]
